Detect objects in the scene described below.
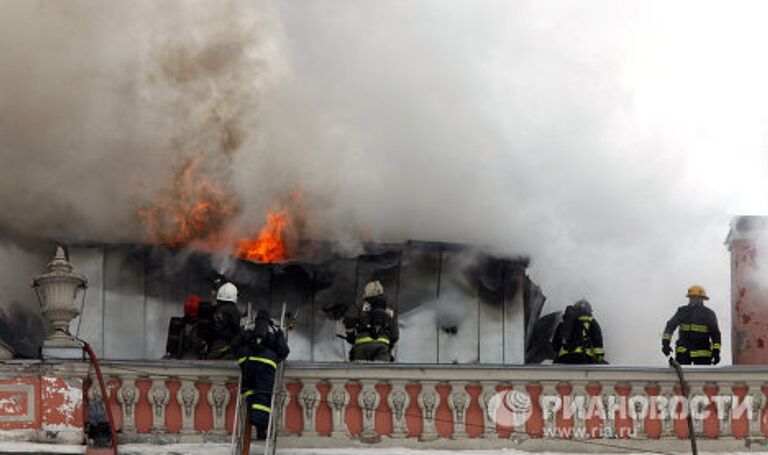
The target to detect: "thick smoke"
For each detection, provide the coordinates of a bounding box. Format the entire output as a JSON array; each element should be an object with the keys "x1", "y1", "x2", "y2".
[
  {"x1": 2, "y1": 1, "x2": 768, "y2": 363},
  {"x1": 251, "y1": 1, "x2": 768, "y2": 365},
  {"x1": 426, "y1": 293, "x2": 470, "y2": 335},
  {"x1": 0, "y1": 0, "x2": 281, "y2": 350},
  {"x1": 0, "y1": 242, "x2": 50, "y2": 355},
  {"x1": 0, "y1": 1, "x2": 282, "y2": 242}
]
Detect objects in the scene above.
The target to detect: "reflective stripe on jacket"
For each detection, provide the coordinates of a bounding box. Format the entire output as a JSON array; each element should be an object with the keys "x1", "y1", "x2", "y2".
[
  {"x1": 354, "y1": 336, "x2": 390, "y2": 345},
  {"x1": 663, "y1": 303, "x2": 721, "y2": 355},
  {"x1": 237, "y1": 356, "x2": 277, "y2": 369}
]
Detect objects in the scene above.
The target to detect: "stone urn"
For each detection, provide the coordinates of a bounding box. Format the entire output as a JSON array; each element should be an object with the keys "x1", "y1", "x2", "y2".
[{"x1": 31, "y1": 246, "x2": 87, "y2": 348}]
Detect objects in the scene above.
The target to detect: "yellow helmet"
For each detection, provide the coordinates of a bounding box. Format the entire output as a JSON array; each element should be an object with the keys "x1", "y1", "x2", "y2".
[{"x1": 686, "y1": 285, "x2": 709, "y2": 300}]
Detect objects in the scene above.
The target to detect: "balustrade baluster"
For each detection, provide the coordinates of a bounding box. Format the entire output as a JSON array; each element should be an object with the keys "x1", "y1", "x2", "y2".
[
  {"x1": 417, "y1": 381, "x2": 440, "y2": 442},
  {"x1": 148, "y1": 378, "x2": 170, "y2": 433},
  {"x1": 655, "y1": 383, "x2": 675, "y2": 438},
  {"x1": 688, "y1": 383, "x2": 707, "y2": 436},
  {"x1": 276, "y1": 384, "x2": 291, "y2": 437},
  {"x1": 328, "y1": 380, "x2": 350, "y2": 438},
  {"x1": 601, "y1": 387, "x2": 619, "y2": 439},
  {"x1": 539, "y1": 382, "x2": 560, "y2": 438},
  {"x1": 478, "y1": 381, "x2": 498, "y2": 439},
  {"x1": 206, "y1": 381, "x2": 231, "y2": 434},
  {"x1": 299, "y1": 382, "x2": 320, "y2": 437},
  {"x1": 746, "y1": 382, "x2": 765, "y2": 437},
  {"x1": 177, "y1": 380, "x2": 200, "y2": 440},
  {"x1": 628, "y1": 391, "x2": 648, "y2": 439},
  {"x1": 358, "y1": 379, "x2": 381, "y2": 442},
  {"x1": 117, "y1": 376, "x2": 139, "y2": 433},
  {"x1": 448, "y1": 382, "x2": 469, "y2": 439},
  {"x1": 565, "y1": 382, "x2": 587, "y2": 439},
  {"x1": 507, "y1": 383, "x2": 530, "y2": 438},
  {"x1": 710, "y1": 382, "x2": 732, "y2": 438},
  {"x1": 388, "y1": 380, "x2": 410, "y2": 439}
]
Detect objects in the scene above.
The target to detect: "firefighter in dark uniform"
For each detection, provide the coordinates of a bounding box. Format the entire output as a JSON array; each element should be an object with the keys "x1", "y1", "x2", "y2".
[
  {"x1": 234, "y1": 309, "x2": 289, "y2": 440},
  {"x1": 552, "y1": 299, "x2": 606, "y2": 364},
  {"x1": 662, "y1": 285, "x2": 721, "y2": 365},
  {"x1": 207, "y1": 282, "x2": 242, "y2": 360},
  {"x1": 345, "y1": 281, "x2": 399, "y2": 362},
  {"x1": 164, "y1": 295, "x2": 206, "y2": 359}
]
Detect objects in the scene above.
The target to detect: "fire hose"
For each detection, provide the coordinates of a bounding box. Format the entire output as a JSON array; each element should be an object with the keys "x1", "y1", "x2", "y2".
[
  {"x1": 50, "y1": 327, "x2": 118, "y2": 452},
  {"x1": 669, "y1": 357, "x2": 698, "y2": 455},
  {"x1": 81, "y1": 339, "x2": 118, "y2": 454}
]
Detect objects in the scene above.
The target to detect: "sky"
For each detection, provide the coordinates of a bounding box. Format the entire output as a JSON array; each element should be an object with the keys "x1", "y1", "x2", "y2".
[{"x1": 1, "y1": 1, "x2": 768, "y2": 364}]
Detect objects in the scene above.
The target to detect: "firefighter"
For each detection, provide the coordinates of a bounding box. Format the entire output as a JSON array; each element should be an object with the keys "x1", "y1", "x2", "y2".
[
  {"x1": 345, "y1": 281, "x2": 398, "y2": 362},
  {"x1": 164, "y1": 295, "x2": 206, "y2": 359},
  {"x1": 207, "y1": 282, "x2": 242, "y2": 360},
  {"x1": 662, "y1": 285, "x2": 721, "y2": 365},
  {"x1": 552, "y1": 299, "x2": 606, "y2": 364},
  {"x1": 234, "y1": 309, "x2": 289, "y2": 440}
]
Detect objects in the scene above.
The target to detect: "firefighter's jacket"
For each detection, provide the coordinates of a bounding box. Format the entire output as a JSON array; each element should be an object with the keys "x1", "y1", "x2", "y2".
[
  {"x1": 552, "y1": 307, "x2": 605, "y2": 362},
  {"x1": 346, "y1": 299, "x2": 399, "y2": 348},
  {"x1": 663, "y1": 303, "x2": 721, "y2": 359},
  {"x1": 233, "y1": 320, "x2": 289, "y2": 428},
  {"x1": 207, "y1": 300, "x2": 241, "y2": 359}
]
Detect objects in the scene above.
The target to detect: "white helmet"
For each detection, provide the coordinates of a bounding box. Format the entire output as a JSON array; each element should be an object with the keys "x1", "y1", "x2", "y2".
[
  {"x1": 363, "y1": 280, "x2": 384, "y2": 299},
  {"x1": 216, "y1": 282, "x2": 238, "y2": 303}
]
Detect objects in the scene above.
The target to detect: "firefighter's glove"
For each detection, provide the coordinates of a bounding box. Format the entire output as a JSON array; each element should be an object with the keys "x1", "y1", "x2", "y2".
[
  {"x1": 661, "y1": 340, "x2": 672, "y2": 357},
  {"x1": 240, "y1": 316, "x2": 254, "y2": 331},
  {"x1": 712, "y1": 349, "x2": 720, "y2": 365}
]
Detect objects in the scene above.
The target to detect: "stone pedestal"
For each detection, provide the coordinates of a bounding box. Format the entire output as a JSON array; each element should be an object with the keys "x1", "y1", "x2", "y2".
[{"x1": 31, "y1": 247, "x2": 87, "y2": 356}]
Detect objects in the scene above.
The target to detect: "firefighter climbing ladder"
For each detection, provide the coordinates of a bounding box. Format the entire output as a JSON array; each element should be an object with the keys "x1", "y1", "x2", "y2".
[
  {"x1": 233, "y1": 303, "x2": 287, "y2": 455},
  {"x1": 263, "y1": 302, "x2": 288, "y2": 455},
  {"x1": 232, "y1": 301, "x2": 253, "y2": 455}
]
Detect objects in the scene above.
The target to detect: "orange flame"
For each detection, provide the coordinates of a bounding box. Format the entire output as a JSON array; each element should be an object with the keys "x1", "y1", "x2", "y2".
[
  {"x1": 137, "y1": 157, "x2": 239, "y2": 246},
  {"x1": 235, "y1": 210, "x2": 289, "y2": 263},
  {"x1": 138, "y1": 159, "x2": 303, "y2": 263},
  {"x1": 234, "y1": 191, "x2": 304, "y2": 263}
]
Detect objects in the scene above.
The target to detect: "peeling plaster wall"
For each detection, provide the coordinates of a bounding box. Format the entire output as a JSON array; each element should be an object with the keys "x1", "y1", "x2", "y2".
[
  {"x1": 0, "y1": 366, "x2": 86, "y2": 445},
  {"x1": 729, "y1": 239, "x2": 768, "y2": 364},
  {"x1": 40, "y1": 377, "x2": 84, "y2": 444}
]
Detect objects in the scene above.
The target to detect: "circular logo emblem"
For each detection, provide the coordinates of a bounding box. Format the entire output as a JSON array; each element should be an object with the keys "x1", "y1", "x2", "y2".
[{"x1": 504, "y1": 390, "x2": 533, "y2": 427}]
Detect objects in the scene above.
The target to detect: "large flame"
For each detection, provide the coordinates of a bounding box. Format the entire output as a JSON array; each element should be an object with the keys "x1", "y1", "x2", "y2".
[
  {"x1": 138, "y1": 158, "x2": 302, "y2": 263},
  {"x1": 236, "y1": 209, "x2": 288, "y2": 263},
  {"x1": 137, "y1": 157, "x2": 238, "y2": 246},
  {"x1": 235, "y1": 190, "x2": 304, "y2": 263}
]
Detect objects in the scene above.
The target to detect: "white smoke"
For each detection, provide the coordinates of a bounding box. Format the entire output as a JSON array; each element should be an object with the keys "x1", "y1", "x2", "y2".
[
  {"x1": 251, "y1": 1, "x2": 768, "y2": 365},
  {"x1": 429, "y1": 294, "x2": 470, "y2": 334},
  {"x1": 0, "y1": 243, "x2": 46, "y2": 307},
  {"x1": 3, "y1": 0, "x2": 768, "y2": 363}
]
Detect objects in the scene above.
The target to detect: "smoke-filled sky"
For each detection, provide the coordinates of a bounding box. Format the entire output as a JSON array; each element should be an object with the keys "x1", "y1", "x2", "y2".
[{"x1": 2, "y1": 0, "x2": 768, "y2": 364}]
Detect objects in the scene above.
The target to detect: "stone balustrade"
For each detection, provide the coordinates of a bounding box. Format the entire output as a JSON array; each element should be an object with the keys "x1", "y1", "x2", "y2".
[
  {"x1": 277, "y1": 363, "x2": 768, "y2": 451},
  {"x1": 1, "y1": 360, "x2": 768, "y2": 451}
]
